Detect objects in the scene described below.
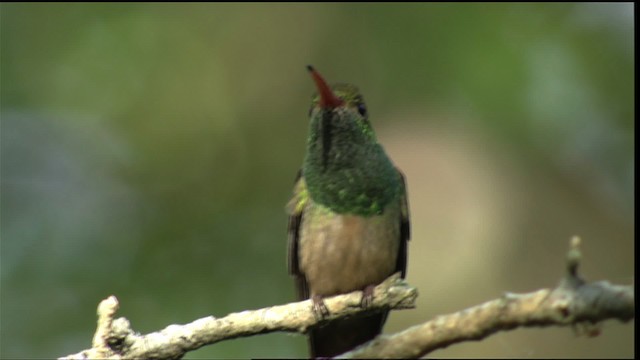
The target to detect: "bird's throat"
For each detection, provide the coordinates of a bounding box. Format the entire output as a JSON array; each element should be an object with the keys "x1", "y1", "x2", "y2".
[{"x1": 303, "y1": 138, "x2": 399, "y2": 216}]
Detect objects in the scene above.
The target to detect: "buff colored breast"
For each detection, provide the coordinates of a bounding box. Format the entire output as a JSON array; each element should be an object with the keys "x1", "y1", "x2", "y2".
[{"x1": 298, "y1": 200, "x2": 401, "y2": 296}]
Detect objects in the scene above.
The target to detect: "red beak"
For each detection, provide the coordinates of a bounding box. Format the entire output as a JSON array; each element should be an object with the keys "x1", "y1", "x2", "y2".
[{"x1": 307, "y1": 65, "x2": 343, "y2": 108}]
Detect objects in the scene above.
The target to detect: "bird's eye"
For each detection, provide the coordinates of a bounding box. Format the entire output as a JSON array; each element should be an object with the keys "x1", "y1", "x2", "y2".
[{"x1": 357, "y1": 103, "x2": 367, "y2": 117}]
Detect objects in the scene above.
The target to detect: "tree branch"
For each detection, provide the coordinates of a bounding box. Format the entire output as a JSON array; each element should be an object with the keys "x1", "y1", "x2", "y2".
[
  {"x1": 340, "y1": 236, "x2": 634, "y2": 358},
  {"x1": 59, "y1": 273, "x2": 417, "y2": 359},
  {"x1": 60, "y1": 237, "x2": 633, "y2": 359}
]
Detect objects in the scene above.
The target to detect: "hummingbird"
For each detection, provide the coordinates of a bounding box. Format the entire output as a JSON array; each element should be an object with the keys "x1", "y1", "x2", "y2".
[{"x1": 287, "y1": 65, "x2": 410, "y2": 358}]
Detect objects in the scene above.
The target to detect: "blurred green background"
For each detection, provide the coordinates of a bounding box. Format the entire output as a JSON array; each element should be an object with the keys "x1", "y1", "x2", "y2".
[{"x1": 0, "y1": 3, "x2": 634, "y2": 358}]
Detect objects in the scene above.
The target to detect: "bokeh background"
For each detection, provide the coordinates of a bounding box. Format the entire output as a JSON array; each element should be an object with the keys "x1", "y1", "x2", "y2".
[{"x1": 0, "y1": 3, "x2": 634, "y2": 358}]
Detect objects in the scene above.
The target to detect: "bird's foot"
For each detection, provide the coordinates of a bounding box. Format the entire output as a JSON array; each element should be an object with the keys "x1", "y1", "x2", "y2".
[
  {"x1": 360, "y1": 284, "x2": 376, "y2": 308},
  {"x1": 311, "y1": 294, "x2": 330, "y2": 319}
]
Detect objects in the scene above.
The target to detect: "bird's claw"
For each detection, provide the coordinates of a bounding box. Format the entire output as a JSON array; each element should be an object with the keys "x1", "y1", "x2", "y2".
[
  {"x1": 312, "y1": 294, "x2": 330, "y2": 319},
  {"x1": 360, "y1": 284, "x2": 376, "y2": 309}
]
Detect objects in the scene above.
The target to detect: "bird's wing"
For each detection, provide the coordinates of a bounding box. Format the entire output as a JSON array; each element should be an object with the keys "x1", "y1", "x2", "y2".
[
  {"x1": 396, "y1": 169, "x2": 411, "y2": 278},
  {"x1": 286, "y1": 169, "x2": 310, "y2": 300}
]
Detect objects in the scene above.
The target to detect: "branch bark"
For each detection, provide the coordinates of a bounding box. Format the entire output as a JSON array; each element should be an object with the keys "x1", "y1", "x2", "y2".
[
  {"x1": 340, "y1": 276, "x2": 633, "y2": 358},
  {"x1": 60, "y1": 273, "x2": 417, "y2": 359},
  {"x1": 60, "y1": 237, "x2": 633, "y2": 359},
  {"x1": 339, "y1": 236, "x2": 634, "y2": 358}
]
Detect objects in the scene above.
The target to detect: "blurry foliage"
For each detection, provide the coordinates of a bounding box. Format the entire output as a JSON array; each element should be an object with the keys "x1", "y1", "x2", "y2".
[{"x1": 0, "y1": 3, "x2": 633, "y2": 358}]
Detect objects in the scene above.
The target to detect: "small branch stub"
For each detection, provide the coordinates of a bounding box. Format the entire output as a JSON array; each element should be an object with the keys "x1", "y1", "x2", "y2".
[
  {"x1": 567, "y1": 235, "x2": 582, "y2": 278},
  {"x1": 93, "y1": 296, "x2": 119, "y2": 349}
]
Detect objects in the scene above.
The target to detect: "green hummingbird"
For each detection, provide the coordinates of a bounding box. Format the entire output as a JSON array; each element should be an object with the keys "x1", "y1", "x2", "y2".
[{"x1": 287, "y1": 65, "x2": 410, "y2": 358}]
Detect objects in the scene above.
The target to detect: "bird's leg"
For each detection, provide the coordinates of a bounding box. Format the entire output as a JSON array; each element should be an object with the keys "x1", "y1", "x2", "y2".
[
  {"x1": 360, "y1": 284, "x2": 376, "y2": 308},
  {"x1": 311, "y1": 294, "x2": 330, "y2": 319}
]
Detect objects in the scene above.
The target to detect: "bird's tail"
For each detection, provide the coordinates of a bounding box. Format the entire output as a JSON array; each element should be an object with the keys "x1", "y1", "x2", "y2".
[{"x1": 309, "y1": 310, "x2": 387, "y2": 358}]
